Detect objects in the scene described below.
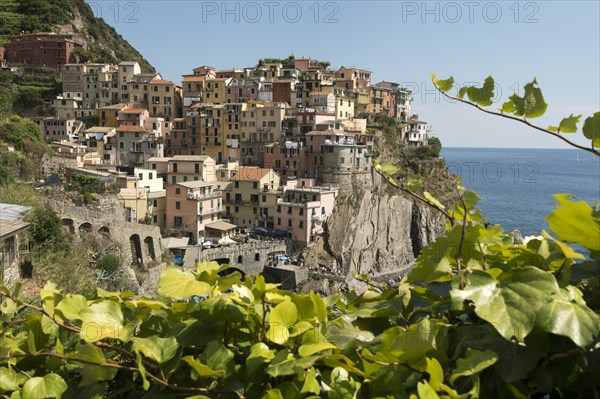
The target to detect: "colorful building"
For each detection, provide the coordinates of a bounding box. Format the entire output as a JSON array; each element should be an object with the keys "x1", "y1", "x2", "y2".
[{"x1": 4, "y1": 33, "x2": 87, "y2": 68}]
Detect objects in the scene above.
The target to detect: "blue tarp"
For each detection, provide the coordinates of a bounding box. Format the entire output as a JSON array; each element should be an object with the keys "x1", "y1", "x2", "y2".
[
  {"x1": 273, "y1": 229, "x2": 287, "y2": 236},
  {"x1": 255, "y1": 227, "x2": 269, "y2": 233},
  {"x1": 174, "y1": 257, "x2": 184, "y2": 265}
]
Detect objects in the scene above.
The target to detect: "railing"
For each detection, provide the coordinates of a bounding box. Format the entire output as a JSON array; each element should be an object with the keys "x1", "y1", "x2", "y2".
[{"x1": 187, "y1": 191, "x2": 223, "y2": 200}]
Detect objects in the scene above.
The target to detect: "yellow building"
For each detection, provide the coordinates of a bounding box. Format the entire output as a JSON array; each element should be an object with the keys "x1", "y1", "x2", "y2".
[
  {"x1": 224, "y1": 167, "x2": 281, "y2": 228},
  {"x1": 201, "y1": 78, "x2": 230, "y2": 104},
  {"x1": 98, "y1": 103, "x2": 127, "y2": 127},
  {"x1": 147, "y1": 79, "x2": 183, "y2": 122}
]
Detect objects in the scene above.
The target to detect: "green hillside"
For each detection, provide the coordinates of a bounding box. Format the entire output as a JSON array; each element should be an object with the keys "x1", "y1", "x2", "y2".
[{"x1": 0, "y1": 0, "x2": 154, "y2": 73}]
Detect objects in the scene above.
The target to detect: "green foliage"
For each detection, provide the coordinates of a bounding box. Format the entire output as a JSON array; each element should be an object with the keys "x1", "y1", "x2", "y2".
[
  {"x1": 0, "y1": 86, "x2": 12, "y2": 117},
  {"x1": 96, "y1": 253, "x2": 120, "y2": 275},
  {"x1": 432, "y1": 74, "x2": 599, "y2": 152},
  {"x1": 1, "y1": 186, "x2": 598, "y2": 398},
  {"x1": 25, "y1": 204, "x2": 69, "y2": 252},
  {"x1": 0, "y1": 116, "x2": 45, "y2": 152}
]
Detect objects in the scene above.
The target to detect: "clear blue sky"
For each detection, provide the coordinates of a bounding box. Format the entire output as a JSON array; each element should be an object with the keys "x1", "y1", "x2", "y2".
[{"x1": 86, "y1": 0, "x2": 599, "y2": 148}]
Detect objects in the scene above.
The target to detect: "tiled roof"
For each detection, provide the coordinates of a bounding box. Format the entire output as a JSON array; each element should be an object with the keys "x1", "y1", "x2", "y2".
[
  {"x1": 149, "y1": 79, "x2": 174, "y2": 85},
  {"x1": 116, "y1": 125, "x2": 147, "y2": 132},
  {"x1": 182, "y1": 76, "x2": 207, "y2": 82},
  {"x1": 120, "y1": 107, "x2": 146, "y2": 114},
  {"x1": 232, "y1": 167, "x2": 273, "y2": 181}
]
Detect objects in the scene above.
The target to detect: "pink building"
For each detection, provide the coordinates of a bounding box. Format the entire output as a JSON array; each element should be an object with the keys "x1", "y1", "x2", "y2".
[
  {"x1": 273, "y1": 180, "x2": 338, "y2": 247},
  {"x1": 42, "y1": 118, "x2": 83, "y2": 141},
  {"x1": 263, "y1": 141, "x2": 306, "y2": 181},
  {"x1": 226, "y1": 79, "x2": 260, "y2": 103},
  {"x1": 165, "y1": 181, "x2": 223, "y2": 243}
]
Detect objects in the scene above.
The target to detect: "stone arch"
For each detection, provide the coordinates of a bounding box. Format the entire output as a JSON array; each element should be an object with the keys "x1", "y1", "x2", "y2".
[
  {"x1": 79, "y1": 222, "x2": 92, "y2": 233},
  {"x1": 98, "y1": 226, "x2": 110, "y2": 237},
  {"x1": 237, "y1": 255, "x2": 243, "y2": 264},
  {"x1": 144, "y1": 236, "x2": 156, "y2": 260},
  {"x1": 130, "y1": 234, "x2": 143, "y2": 266},
  {"x1": 212, "y1": 258, "x2": 231, "y2": 266},
  {"x1": 62, "y1": 218, "x2": 75, "y2": 234},
  {"x1": 254, "y1": 253, "x2": 260, "y2": 261}
]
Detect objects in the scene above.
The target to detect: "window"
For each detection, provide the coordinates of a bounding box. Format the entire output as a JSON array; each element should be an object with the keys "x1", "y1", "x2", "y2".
[
  {"x1": 234, "y1": 181, "x2": 239, "y2": 188},
  {"x1": 299, "y1": 221, "x2": 304, "y2": 229},
  {"x1": 253, "y1": 182, "x2": 258, "y2": 189},
  {"x1": 173, "y1": 163, "x2": 178, "y2": 172},
  {"x1": 299, "y1": 208, "x2": 304, "y2": 216},
  {"x1": 288, "y1": 220, "x2": 292, "y2": 227},
  {"x1": 175, "y1": 188, "x2": 180, "y2": 195},
  {"x1": 175, "y1": 201, "x2": 181, "y2": 209}
]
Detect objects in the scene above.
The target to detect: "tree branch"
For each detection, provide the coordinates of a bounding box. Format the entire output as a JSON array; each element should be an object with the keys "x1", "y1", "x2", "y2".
[{"x1": 433, "y1": 83, "x2": 600, "y2": 157}]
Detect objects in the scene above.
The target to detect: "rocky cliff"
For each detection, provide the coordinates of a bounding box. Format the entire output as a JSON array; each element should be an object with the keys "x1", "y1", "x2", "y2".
[{"x1": 302, "y1": 127, "x2": 456, "y2": 278}]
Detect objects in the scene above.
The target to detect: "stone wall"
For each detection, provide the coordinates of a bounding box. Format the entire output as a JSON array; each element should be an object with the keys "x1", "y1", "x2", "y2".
[
  {"x1": 47, "y1": 200, "x2": 163, "y2": 267},
  {"x1": 182, "y1": 241, "x2": 287, "y2": 275}
]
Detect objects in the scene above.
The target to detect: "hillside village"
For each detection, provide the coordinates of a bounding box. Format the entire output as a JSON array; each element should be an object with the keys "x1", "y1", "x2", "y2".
[{"x1": 1, "y1": 33, "x2": 437, "y2": 288}]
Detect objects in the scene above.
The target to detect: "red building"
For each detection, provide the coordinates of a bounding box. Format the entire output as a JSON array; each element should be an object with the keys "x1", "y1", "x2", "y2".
[
  {"x1": 4, "y1": 33, "x2": 87, "y2": 68},
  {"x1": 273, "y1": 80, "x2": 294, "y2": 104}
]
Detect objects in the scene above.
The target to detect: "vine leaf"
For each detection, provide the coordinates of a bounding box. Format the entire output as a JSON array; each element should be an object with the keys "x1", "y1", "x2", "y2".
[
  {"x1": 548, "y1": 114, "x2": 581, "y2": 133},
  {"x1": 131, "y1": 336, "x2": 179, "y2": 364},
  {"x1": 424, "y1": 192, "x2": 445, "y2": 210},
  {"x1": 432, "y1": 75, "x2": 455, "y2": 92},
  {"x1": 269, "y1": 301, "x2": 297, "y2": 345},
  {"x1": 536, "y1": 288, "x2": 600, "y2": 347},
  {"x1": 458, "y1": 76, "x2": 495, "y2": 106},
  {"x1": 582, "y1": 112, "x2": 600, "y2": 147},
  {"x1": 157, "y1": 267, "x2": 212, "y2": 300},
  {"x1": 75, "y1": 342, "x2": 118, "y2": 386},
  {"x1": 80, "y1": 300, "x2": 127, "y2": 342},
  {"x1": 21, "y1": 373, "x2": 67, "y2": 399},
  {"x1": 546, "y1": 194, "x2": 600, "y2": 251},
  {"x1": 502, "y1": 78, "x2": 547, "y2": 118},
  {"x1": 450, "y1": 349, "x2": 498, "y2": 383},
  {"x1": 450, "y1": 267, "x2": 560, "y2": 342}
]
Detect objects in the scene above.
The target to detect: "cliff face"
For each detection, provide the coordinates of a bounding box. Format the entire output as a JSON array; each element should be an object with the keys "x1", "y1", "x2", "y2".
[
  {"x1": 303, "y1": 152, "x2": 454, "y2": 278},
  {"x1": 320, "y1": 170, "x2": 447, "y2": 276}
]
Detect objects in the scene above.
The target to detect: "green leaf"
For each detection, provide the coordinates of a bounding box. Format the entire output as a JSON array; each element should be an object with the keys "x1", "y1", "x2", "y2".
[
  {"x1": 80, "y1": 300, "x2": 126, "y2": 342},
  {"x1": 55, "y1": 294, "x2": 87, "y2": 321},
  {"x1": 582, "y1": 112, "x2": 600, "y2": 147},
  {"x1": 457, "y1": 76, "x2": 495, "y2": 106},
  {"x1": 379, "y1": 162, "x2": 400, "y2": 177},
  {"x1": 417, "y1": 381, "x2": 440, "y2": 398},
  {"x1": 21, "y1": 374, "x2": 67, "y2": 399},
  {"x1": 548, "y1": 114, "x2": 581, "y2": 133},
  {"x1": 541, "y1": 230, "x2": 585, "y2": 260},
  {"x1": 547, "y1": 194, "x2": 600, "y2": 251},
  {"x1": 75, "y1": 342, "x2": 118, "y2": 386},
  {"x1": 204, "y1": 341, "x2": 234, "y2": 378},
  {"x1": 507, "y1": 78, "x2": 548, "y2": 118},
  {"x1": 301, "y1": 368, "x2": 321, "y2": 394},
  {"x1": 298, "y1": 342, "x2": 336, "y2": 357},
  {"x1": 262, "y1": 389, "x2": 284, "y2": 399},
  {"x1": 536, "y1": 290, "x2": 600, "y2": 347},
  {"x1": 434, "y1": 76, "x2": 454, "y2": 92},
  {"x1": 131, "y1": 335, "x2": 179, "y2": 363},
  {"x1": 450, "y1": 349, "x2": 498, "y2": 383},
  {"x1": 426, "y1": 357, "x2": 444, "y2": 391},
  {"x1": 157, "y1": 267, "x2": 212, "y2": 300},
  {"x1": 269, "y1": 301, "x2": 297, "y2": 345},
  {"x1": 451, "y1": 267, "x2": 560, "y2": 341},
  {"x1": 310, "y1": 291, "x2": 327, "y2": 327},
  {"x1": 424, "y1": 191, "x2": 445, "y2": 210},
  {"x1": 183, "y1": 356, "x2": 224, "y2": 378},
  {"x1": 0, "y1": 367, "x2": 19, "y2": 392}
]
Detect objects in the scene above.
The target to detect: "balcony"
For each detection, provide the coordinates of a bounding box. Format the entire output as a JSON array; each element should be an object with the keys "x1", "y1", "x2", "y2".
[
  {"x1": 187, "y1": 190, "x2": 223, "y2": 200},
  {"x1": 129, "y1": 147, "x2": 143, "y2": 153},
  {"x1": 199, "y1": 207, "x2": 221, "y2": 215}
]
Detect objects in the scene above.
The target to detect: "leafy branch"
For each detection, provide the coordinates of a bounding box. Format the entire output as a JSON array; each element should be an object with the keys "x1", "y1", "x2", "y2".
[{"x1": 431, "y1": 74, "x2": 600, "y2": 157}]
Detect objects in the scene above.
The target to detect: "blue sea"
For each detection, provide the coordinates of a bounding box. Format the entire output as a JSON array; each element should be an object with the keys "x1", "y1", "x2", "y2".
[{"x1": 441, "y1": 148, "x2": 600, "y2": 237}]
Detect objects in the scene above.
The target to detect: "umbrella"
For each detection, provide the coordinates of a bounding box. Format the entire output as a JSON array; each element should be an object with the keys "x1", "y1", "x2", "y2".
[{"x1": 274, "y1": 229, "x2": 288, "y2": 236}]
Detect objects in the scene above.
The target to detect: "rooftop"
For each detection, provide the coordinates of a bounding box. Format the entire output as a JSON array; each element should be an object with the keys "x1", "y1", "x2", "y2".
[
  {"x1": 232, "y1": 167, "x2": 274, "y2": 181},
  {"x1": 170, "y1": 155, "x2": 211, "y2": 162},
  {"x1": 116, "y1": 125, "x2": 148, "y2": 132},
  {"x1": 0, "y1": 220, "x2": 30, "y2": 240},
  {"x1": 205, "y1": 221, "x2": 237, "y2": 231},
  {"x1": 0, "y1": 203, "x2": 32, "y2": 222}
]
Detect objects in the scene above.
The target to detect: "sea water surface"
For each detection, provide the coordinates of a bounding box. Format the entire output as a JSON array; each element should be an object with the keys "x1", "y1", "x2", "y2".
[{"x1": 441, "y1": 147, "x2": 600, "y2": 237}]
